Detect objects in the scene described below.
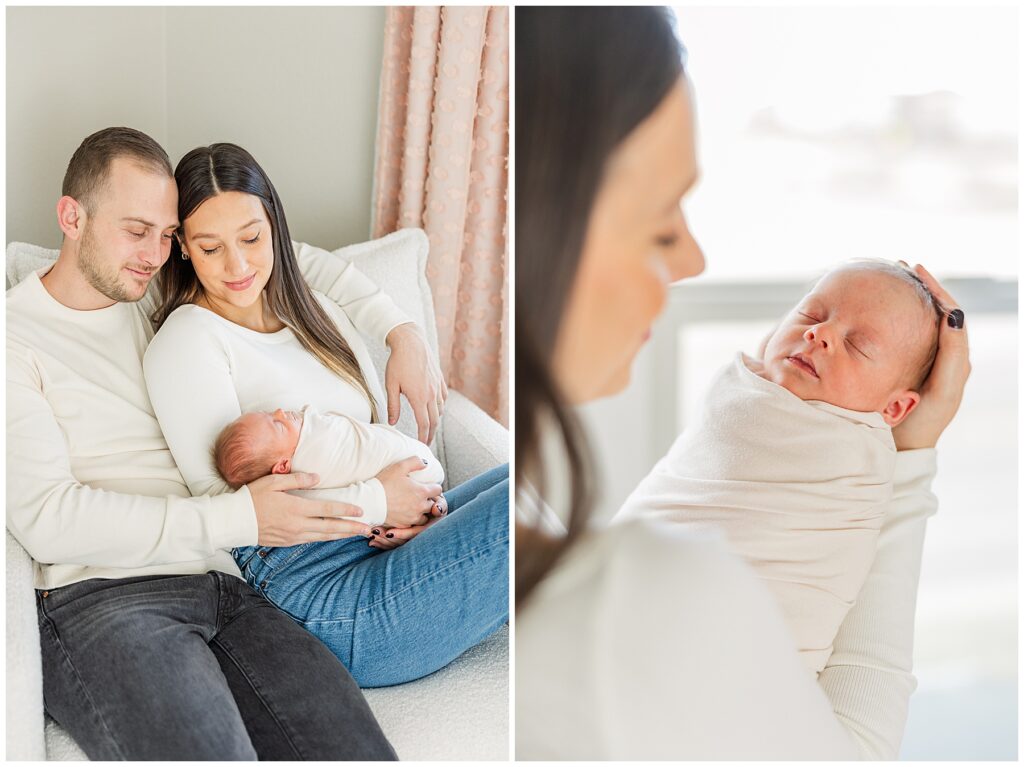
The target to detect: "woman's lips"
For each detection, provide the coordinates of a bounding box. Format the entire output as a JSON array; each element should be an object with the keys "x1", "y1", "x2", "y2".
[
  {"x1": 786, "y1": 354, "x2": 818, "y2": 378},
  {"x1": 224, "y1": 274, "x2": 256, "y2": 291}
]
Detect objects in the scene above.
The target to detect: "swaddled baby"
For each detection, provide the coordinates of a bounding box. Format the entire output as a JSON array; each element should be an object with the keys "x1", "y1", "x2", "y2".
[
  {"x1": 215, "y1": 406, "x2": 445, "y2": 522},
  {"x1": 616, "y1": 260, "x2": 944, "y2": 675}
]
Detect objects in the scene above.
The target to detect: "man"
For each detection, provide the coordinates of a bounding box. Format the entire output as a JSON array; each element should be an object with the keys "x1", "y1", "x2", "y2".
[{"x1": 7, "y1": 127, "x2": 446, "y2": 759}]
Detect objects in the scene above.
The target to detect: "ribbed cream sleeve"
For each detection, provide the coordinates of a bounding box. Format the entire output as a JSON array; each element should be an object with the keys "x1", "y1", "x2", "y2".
[{"x1": 817, "y1": 448, "x2": 938, "y2": 759}]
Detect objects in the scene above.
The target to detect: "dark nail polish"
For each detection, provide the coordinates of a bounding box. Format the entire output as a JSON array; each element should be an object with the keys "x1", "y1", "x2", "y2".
[
  {"x1": 386, "y1": 532, "x2": 394, "y2": 538},
  {"x1": 372, "y1": 528, "x2": 381, "y2": 535},
  {"x1": 947, "y1": 308, "x2": 964, "y2": 329}
]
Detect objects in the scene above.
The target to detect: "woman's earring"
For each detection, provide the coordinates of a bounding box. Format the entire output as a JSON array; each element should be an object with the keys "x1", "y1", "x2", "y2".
[{"x1": 181, "y1": 251, "x2": 190, "y2": 261}]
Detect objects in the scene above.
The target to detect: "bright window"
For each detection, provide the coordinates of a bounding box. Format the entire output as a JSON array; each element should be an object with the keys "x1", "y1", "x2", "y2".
[{"x1": 674, "y1": 5, "x2": 1017, "y2": 282}]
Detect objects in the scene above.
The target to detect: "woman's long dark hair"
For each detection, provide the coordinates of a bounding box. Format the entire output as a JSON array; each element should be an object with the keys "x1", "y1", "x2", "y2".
[
  {"x1": 516, "y1": 8, "x2": 686, "y2": 606},
  {"x1": 153, "y1": 143, "x2": 379, "y2": 423}
]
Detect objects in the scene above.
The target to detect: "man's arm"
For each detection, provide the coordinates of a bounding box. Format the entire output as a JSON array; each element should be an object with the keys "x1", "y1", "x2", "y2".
[
  {"x1": 293, "y1": 239, "x2": 410, "y2": 345},
  {"x1": 293, "y1": 239, "x2": 448, "y2": 443},
  {"x1": 6, "y1": 347, "x2": 257, "y2": 568}
]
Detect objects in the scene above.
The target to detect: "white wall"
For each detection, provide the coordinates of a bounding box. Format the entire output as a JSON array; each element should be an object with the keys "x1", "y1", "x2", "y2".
[{"x1": 7, "y1": 6, "x2": 385, "y2": 249}]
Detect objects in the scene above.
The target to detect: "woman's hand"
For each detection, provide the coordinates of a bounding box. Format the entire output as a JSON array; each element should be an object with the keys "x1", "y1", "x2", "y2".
[
  {"x1": 368, "y1": 498, "x2": 447, "y2": 550},
  {"x1": 892, "y1": 264, "x2": 971, "y2": 451},
  {"x1": 250, "y1": 472, "x2": 372, "y2": 546},
  {"x1": 384, "y1": 322, "x2": 448, "y2": 445},
  {"x1": 376, "y1": 456, "x2": 444, "y2": 527}
]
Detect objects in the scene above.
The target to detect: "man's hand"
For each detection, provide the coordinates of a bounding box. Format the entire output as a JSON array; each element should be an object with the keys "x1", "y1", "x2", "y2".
[
  {"x1": 384, "y1": 322, "x2": 448, "y2": 444},
  {"x1": 376, "y1": 456, "x2": 443, "y2": 527},
  {"x1": 368, "y1": 498, "x2": 447, "y2": 550},
  {"x1": 892, "y1": 264, "x2": 971, "y2": 450},
  {"x1": 250, "y1": 472, "x2": 371, "y2": 546}
]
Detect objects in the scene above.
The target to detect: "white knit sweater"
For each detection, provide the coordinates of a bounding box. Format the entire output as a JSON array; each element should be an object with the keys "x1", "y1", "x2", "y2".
[
  {"x1": 6, "y1": 241, "x2": 409, "y2": 589},
  {"x1": 144, "y1": 302, "x2": 433, "y2": 527},
  {"x1": 516, "y1": 449, "x2": 936, "y2": 760}
]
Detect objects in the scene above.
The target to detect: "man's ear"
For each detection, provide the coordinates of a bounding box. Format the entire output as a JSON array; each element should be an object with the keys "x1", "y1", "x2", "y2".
[
  {"x1": 271, "y1": 458, "x2": 291, "y2": 475},
  {"x1": 882, "y1": 389, "x2": 921, "y2": 427},
  {"x1": 56, "y1": 196, "x2": 86, "y2": 241}
]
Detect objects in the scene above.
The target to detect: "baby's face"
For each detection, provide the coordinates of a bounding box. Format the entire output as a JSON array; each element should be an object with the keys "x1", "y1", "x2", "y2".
[
  {"x1": 760, "y1": 267, "x2": 932, "y2": 423},
  {"x1": 239, "y1": 409, "x2": 304, "y2": 461}
]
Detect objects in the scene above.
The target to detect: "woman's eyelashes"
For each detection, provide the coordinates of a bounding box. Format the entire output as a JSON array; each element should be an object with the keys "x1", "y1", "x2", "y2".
[{"x1": 197, "y1": 233, "x2": 261, "y2": 256}]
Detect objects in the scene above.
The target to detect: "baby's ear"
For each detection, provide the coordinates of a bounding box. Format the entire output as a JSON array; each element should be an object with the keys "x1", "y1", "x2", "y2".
[
  {"x1": 271, "y1": 458, "x2": 291, "y2": 475},
  {"x1": 882, "y1": 389, "x2": 921, "y2": 427}
]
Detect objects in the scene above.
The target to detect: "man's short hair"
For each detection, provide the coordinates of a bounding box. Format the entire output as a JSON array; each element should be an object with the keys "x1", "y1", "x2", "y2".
[{"x1": 62, "y1": 127, "x2": 173, "y2": 213}]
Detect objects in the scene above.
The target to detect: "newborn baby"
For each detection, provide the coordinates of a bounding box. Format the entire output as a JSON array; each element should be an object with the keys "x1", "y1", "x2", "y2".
[
  {"x1": 215, "y1": 406, "x2": 445, "y2": 522},
  {"x1": 616, "y1": 260, "x2": 943, "y2": 675}
]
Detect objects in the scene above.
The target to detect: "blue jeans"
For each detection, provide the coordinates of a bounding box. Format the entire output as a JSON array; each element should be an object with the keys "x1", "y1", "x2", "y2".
[{"x1": 234, "y1": 463, "x2": 509, "y2": 687}]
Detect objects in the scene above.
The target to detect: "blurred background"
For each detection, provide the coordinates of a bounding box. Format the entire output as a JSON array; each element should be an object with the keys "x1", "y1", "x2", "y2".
[{"x1": 572, "y1": 5, "x2": 1017, "y2": 760}]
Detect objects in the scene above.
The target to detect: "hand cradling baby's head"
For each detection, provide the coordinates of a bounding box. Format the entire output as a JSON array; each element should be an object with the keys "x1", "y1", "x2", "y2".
[{"x1": 759, "y1": 260, "x2": 943, "y2": 426}]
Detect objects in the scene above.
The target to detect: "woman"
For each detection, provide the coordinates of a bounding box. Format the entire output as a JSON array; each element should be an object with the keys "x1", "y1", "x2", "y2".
[
  {"x1": 515, "y1": 7, "x2": 970, "y2": 759},
  {"x1": 143, "y1": 143, "x2": 508, "y2": 688}
]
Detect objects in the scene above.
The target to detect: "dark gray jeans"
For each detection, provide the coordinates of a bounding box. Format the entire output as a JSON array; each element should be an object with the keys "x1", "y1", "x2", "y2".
[{"x1": 36, "y1": 571, "x2": 397, "y2": 760}]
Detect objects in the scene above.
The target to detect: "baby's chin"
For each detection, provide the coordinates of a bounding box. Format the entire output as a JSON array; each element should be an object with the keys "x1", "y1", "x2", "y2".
[{"x1": 756, "y1": 357, "x2": 813, "y2": 400}]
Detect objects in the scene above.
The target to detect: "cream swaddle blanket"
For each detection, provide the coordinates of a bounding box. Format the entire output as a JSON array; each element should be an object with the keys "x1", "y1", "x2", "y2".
[
  {"x1": 616, "y1": 353, "x2": 896, "y2": 674},
  {"x1": 289, "y1": 407, "x2": 445, "y2": 523}
]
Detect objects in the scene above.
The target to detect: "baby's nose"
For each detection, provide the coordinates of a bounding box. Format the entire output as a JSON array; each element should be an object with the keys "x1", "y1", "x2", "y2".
[{"x1": 805, "y1": 325, "x2": 831, "y2": 349}]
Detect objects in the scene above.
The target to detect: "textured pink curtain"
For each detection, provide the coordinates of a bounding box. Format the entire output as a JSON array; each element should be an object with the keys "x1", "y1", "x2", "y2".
[{"x1": 373, "y1": 6, "x2": 509, "y2": 427}]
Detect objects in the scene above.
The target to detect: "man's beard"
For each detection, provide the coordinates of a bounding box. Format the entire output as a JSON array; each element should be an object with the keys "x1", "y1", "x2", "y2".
[{"x1": 78, "y1": 225, "x2": 154, "y2": 303}]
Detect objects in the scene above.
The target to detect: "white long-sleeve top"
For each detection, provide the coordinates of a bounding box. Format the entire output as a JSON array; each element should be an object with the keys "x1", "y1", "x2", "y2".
[
  {"x1": 6, "y1": 241, "x2": 409, "y2": 589},
  {"x1": 143, "y1": 291, "x2": 402, "y2": 526},
  {"x1": 516, "y1": 449, "x2": 937, "y2": 760},
  {"x1": 616, "y1": 353, "x2": 895, "y2": 674},
  {"x1": 290, "y1": 407, "x2": 443, "y2": 498}
]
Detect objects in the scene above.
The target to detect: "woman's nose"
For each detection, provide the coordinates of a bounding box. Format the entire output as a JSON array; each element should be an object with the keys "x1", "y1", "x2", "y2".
[
  {"x1": 667, "y1": 212, "x2": 705, "y2": 282},
  {"x1": 225, "y1": 246, "x2": 248, "y2": 275}
]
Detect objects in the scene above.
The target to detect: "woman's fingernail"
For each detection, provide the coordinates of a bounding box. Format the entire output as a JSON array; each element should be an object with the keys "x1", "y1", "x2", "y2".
[
  {"x1": 386, "y1": 532, "x2": 394, "y2": 538},
  {"x1": 372, "y1": 528, "x2": 381, "y2": 535},
  {"x1": 948, "y1": 308, "x2": 965, "y2": 329}
]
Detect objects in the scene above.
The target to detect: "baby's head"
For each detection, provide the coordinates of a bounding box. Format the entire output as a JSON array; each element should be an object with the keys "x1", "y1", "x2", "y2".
[
  {"x1": 214, "y1": 409, "x2": 304, "y2": 489},
  {"x1": 760, "y1": 260, "x2": 943, "y2": 426}
]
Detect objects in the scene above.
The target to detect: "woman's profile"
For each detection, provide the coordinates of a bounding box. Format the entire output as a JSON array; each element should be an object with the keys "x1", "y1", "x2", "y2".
[{"x1": 514, "y1": 6, "x2": 971, "y2": 760}]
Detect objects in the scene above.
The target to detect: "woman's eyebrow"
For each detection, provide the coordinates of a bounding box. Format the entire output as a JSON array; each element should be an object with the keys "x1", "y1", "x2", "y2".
[{"x1": 191, "y1": 219, "x2": 263, "y2": 240}]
